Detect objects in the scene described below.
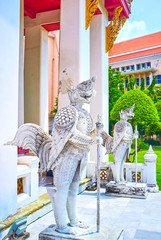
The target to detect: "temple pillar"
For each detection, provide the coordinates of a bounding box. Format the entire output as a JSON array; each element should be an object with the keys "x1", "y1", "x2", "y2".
[
  {"x1": 58, "y1": 0, "x2": 90, "y2": 108},
  {"x1": 24, "y1": 25, "x2": 48, "y2": 131},
  {"x1": 89, "y1": 13, "x2": 109, "y2": 174},
  {"x1": 18, "y1": 0, "x2": 24, "y2": 127},
  {"x1": 0, "y1": 0, "x2": 20, "y2": 221}
]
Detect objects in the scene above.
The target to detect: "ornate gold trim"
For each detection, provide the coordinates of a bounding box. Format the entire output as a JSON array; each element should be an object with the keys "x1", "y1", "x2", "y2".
[
  {"x1": 105, "y1": 6, "x2": 126, "y2": 53},
  {"x1": 128, "y1": 0, "x2": 133, "y2": 8},
  {"x1": 85, "y1": 0, "x2": 99, "y2": 30}
]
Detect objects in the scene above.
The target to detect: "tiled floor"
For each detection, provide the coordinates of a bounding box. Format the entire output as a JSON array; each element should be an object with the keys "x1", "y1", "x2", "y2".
[{"x1": 27, "y1": 189, "x2": 161, "y2": 240}]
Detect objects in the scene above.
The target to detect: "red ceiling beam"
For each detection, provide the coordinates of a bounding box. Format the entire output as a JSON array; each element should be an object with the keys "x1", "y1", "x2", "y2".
[
  {"x1": 24, "y1": 6, "x2": 36, "y2": 19},
  {"x1": 105, "y1": 0, "x2": 131, "y2": 19},
  {"x1": 42, "y1": 22, "x2": 60, "y2": 32},
  {"x1": 106, "y1": 4, "x2": 119, "y2": 10}
]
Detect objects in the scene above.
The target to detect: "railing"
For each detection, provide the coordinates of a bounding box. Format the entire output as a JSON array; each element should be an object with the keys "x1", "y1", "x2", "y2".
[
  {"x1": 100, "y1": 146, "x2": 159, "y2": 193},
  {"x1": 17, "y1": 156, "x2": 39, "y2": 209}
]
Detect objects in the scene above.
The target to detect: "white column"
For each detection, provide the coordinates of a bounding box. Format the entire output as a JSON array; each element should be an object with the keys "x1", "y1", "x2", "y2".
[
  {"x1": 58, "y1": 0, "x2": 90, "y2": 109},
  {"x1": 24, "y1": 26, "x2": 48, "y2": 131},
  {"x1": 89, "y1": 13, "x2": 108, "y2": 176},
  {"x1": 149, "y1": 72, "x2": 153, "y2": 84},
  {"x1": 18, "y1": 0, "x2": 24, "y2": 127},
  {"x1": 0, "y1": 0, "x2": 20, "y2": 221}
]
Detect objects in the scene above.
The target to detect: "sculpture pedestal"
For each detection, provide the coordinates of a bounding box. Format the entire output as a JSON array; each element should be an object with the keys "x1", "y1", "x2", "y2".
[
  {"x1": 39, "y1": 224, "x2": 124, "y2": 240},
  {"x1": 105, "y1": 181, "x2": 148, "y2": 199},
  {"x1": 147, "y1": 184, "x2": 159, "y2": 193}
]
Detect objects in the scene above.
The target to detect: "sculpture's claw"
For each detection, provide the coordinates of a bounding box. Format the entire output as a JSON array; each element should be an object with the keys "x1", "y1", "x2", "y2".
[
  {"x1": 114, "y1": 179, "x2": 121, "y2": 184},
  {"x1": 55, "y1": 226, "x2": 77, "y2": 235},
  {"x1": 120, "y1": 179, "x2": 126, "y2": 184},
  {"x1": 68, "y1": 221, "x2": 89, "y2": 229}
]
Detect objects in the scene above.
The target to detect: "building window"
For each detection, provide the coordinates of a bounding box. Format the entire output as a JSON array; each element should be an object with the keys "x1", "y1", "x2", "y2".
[
  {"x1": 116, "y1": 68, "x2": 119, "y2": 71},
  {"x1": 136, "y1": 78, "x2": 139, "y2": 86},
  {"x1": 146, "y1": 77, "x2": 150, "y2": 86},
  {"x1": 131, "y1": 65, "x2": 134, "y2": 71},
  {"x1": 122, "y1": 67, "x2": 125, "y2": 72},
  {"x1": 142, "y1": 63, "x2": 146, "y2": 69},
  {"x1": 137, "y1": 64, "x2": 141, "y2": 70},
  {"x1": 126, "y1": 66, "x2": 130, "y2": 71},
  {"x1": 147, "y1": 62, "x2": 151, "y2": 68},
  {"x1": 125, "y1": 80, "x2": 128, "y2": 88},
  {"x1": 156, "y1": 75, "x2": 161, "y2": 84}
]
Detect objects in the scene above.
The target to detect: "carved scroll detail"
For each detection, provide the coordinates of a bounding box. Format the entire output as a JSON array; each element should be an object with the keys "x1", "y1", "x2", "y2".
[
  {"x1": 128, "y1": 0, "x2": 133, "y2": 8},
  {"x1": 105, "y1": 6, "x2": 126, "y2": 53},
  {"x1": 85, "y1": 0, "x2": 99, "y2": 30}
]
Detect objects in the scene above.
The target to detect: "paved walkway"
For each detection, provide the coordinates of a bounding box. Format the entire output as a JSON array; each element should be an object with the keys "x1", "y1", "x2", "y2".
[{"x1": 27, "y1": 189, "x2": 161, "y2": 240}]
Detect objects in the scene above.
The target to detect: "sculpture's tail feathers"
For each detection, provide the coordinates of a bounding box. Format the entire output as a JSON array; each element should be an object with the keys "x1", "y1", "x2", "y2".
[
  {"x1": 5, "y1": 123, "x2": 52, "y2": 172},
  {"x1": 101, "y1": 131, "x2": 110, "y2": 147},
  {"x1": 101, "y1": 131, "x2": 113, "y2": 154},
  {"x1": 39, "y1": 138, "x2": 52, "y2": 173},
  {"x1": 4, "y1": 140, "x2": 16, "y2": 146},
  {"x1": 5, "y1": 123, "x2": 51, "y2": 155}
]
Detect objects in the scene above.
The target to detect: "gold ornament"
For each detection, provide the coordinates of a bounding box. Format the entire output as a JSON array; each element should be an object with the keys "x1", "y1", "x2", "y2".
[
  {"x1": 128, "y1": 0, "x2": 133, "y2": 8},
  {"x1": 85, "y1": 0, "x2": 99, "y2": 30},
  {"x1": 105, "y1": 6, "x2": 126, "y2": 53}
]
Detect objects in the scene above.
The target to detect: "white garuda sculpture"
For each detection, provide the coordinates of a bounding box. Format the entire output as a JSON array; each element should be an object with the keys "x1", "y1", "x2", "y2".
[
  {"x1": 101, "y1": 104, "x2": 137, "y2": 184},
  {"x1": 6, "y1": 77, "x2": 97, "y2": 235}
]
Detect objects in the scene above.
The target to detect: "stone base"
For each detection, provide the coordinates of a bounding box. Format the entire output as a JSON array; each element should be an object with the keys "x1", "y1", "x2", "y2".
[
  {"x1": 39, "y1": 225, "x2": 124, "y2": 240},
  {"x1": 147, "y1": 184, "x2": 159, "y2": 193},
  {"x1": 105, "y1": 181, "x2": 148, "y2": 199}
]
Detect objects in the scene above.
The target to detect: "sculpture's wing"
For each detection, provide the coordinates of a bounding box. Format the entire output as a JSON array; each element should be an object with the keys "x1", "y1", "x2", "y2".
[
  {"x1": 101, "y1": 131, "x2": 113, "y2": 154},
  {"x1": 112, "y1": 120, "x2": 126, "y2": 152},
  {"x1": 48, "y1": 105, "x2": 78, "y2": 170},
  {"x1": 5, "y1": 123, "x2": 52, "y2": 172}
]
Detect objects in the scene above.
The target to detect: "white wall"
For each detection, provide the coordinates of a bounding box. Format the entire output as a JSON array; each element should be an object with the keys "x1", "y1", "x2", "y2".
[{"x1": 0, "y1": 0, "x2": 20, "y2": 221}]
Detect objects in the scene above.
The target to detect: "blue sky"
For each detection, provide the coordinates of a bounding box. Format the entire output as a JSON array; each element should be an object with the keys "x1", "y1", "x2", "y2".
[{"x1": 116, "y1": 0, "x2": 161, "y2": 42}]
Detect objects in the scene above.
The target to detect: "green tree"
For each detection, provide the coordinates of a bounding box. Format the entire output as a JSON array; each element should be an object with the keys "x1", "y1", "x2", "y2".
[
  {"x1": 127, "y1": 75, "x2": 137, "y2": 91},
  {"x1": 155, "y1": 100, "x2": 161, "y2": 119},
  {"x1": 128, "y1": 138, "x2": 149, "y2": 162},
  {"x1": 50, "y1": 97, "x2": 58, "y2": 117},
  {"x1": 145, "y1": 81, "x2": 161, "y2": 144},
  {"x1": 140, "y1": 77, "x2": 145, "y2": 91},
  {"x1": 154, "y1": 84, "x2": 161, "y2": 102},
  {"x1": 147, "y1": 76, "x2": 156, "y2": 96},
  {"x1": 109, "y1": 66, "x2": 125, "y2": 113},
  {"x1": 110, "y1": 89, "x2": 159, "y2": 132},
  {"x1": 109, "y1": 66, "x2": 125, "y2": 134}
]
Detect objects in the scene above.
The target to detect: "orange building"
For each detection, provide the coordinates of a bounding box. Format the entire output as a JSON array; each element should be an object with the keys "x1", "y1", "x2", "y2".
[
  {"x1": 109, "y1": 32, "x2": 161, "y2": 87},
  {"x1": 48, "y1": 31, "x2": 59, "y2": 114}
]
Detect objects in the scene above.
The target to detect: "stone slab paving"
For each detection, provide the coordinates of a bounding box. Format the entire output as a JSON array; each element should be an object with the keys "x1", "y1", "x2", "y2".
[{"x1": 26, "y1": 189, "x2": 161, "y2": 240}]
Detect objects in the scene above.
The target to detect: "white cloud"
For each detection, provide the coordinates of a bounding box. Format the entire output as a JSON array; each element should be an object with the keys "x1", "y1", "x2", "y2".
[{"x1": 116, "y1": 20, "x2": 149, "y2": 43}]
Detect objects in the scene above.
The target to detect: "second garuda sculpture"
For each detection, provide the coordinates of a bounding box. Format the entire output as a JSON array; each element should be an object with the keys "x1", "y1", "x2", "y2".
[
  {"x1": 6, "y1": 77, "x2": 97, "y2": 235},
  {"x1": 101, "y1": 104, "x2": 137, "y2": 184}
]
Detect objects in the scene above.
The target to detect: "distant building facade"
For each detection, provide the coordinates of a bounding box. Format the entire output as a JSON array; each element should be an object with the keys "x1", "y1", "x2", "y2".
[{"x1": 109, "y1": 32, "x2": 161, "y2": 88}]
